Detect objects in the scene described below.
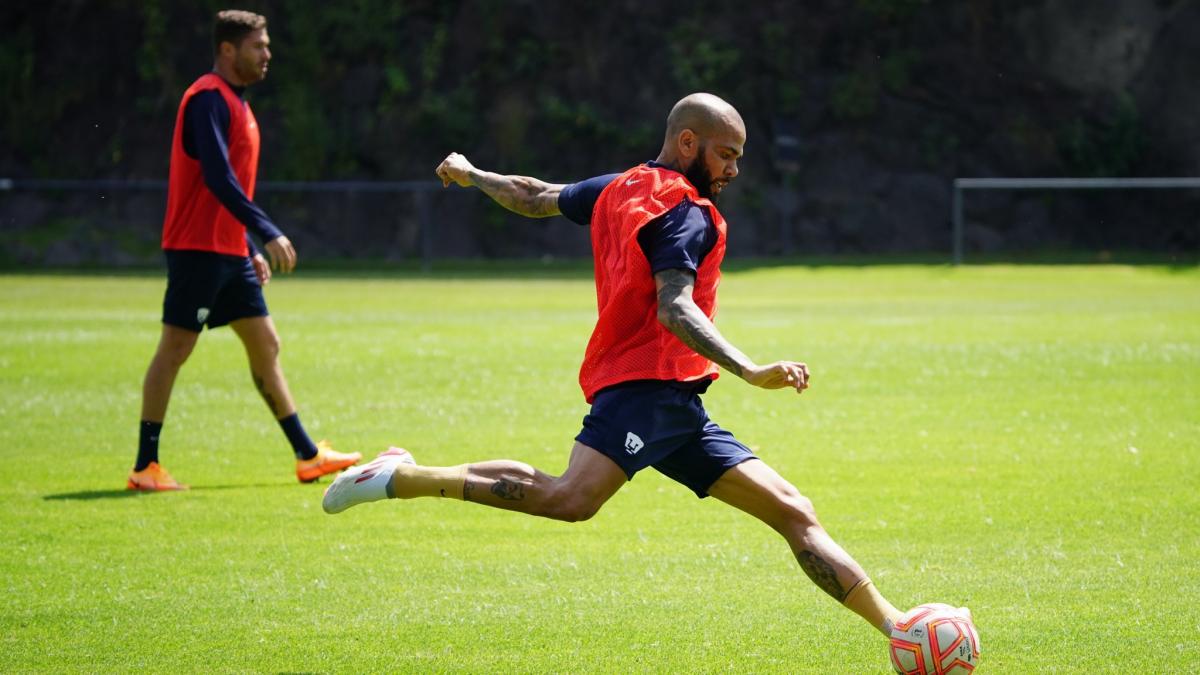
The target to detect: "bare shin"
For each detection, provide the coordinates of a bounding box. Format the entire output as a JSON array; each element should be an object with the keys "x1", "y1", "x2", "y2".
[
  {"x1": 393, "y1": 443, "x2": 626, "y2": 523},
  {"x1": 141, "y1": 324, "x2": 199, "y2": 422},
  {"x1": 709, "y1": 459, "x2": 899, "y2": 634},
  {"x1": 230, "y1": 317, "x2": 297, "y2": 419}
]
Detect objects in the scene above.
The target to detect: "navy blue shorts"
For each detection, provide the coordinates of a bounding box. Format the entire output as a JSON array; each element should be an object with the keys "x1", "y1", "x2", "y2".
[
  {"x1": 162, "y1": 250, "x2": 268, "y2": 332},
  {"x1": 575, "y1": 379, "x2": 757, "y2": 498}
]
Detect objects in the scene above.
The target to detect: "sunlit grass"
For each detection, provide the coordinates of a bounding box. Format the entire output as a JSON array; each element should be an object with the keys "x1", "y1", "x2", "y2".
[{"x1": 1, "y1": 264, "x2": 1196, "y2": 672}]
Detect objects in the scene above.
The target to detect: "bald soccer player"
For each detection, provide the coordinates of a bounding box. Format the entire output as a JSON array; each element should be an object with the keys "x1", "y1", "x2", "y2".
[{"x1": 325, "y1": 93, "x2": 966, "y2": 639}]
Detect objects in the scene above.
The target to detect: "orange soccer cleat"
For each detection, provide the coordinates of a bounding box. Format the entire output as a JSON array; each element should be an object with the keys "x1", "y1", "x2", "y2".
[
  {"x1": 296, "y1": 440, "x2": 361, "y2": 483},
  {"x1": 126, "y1": 462, "x2": 189, "y2": 491}
]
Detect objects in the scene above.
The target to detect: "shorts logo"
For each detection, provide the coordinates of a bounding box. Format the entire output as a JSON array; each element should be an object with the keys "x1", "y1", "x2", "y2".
[
  {"x1": 196, "y1": 307, "x2": 210, "y2": 324},
  {"x1": 624, "y1": 431, "x2": 644, "y2": 455}
]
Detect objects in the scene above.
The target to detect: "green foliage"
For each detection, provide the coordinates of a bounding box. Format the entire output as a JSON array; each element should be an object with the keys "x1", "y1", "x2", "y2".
[
  {"x1": 134, "y1": 0, "x2": 171, "y2": 115},
  {"x1": 920, "y1": 121, "x2": 960, "y2": 168},
  {"x1": 305, "y1": 0, "x2": 411, "y2": 57},
  {"x1": 857, "y1": 0, "x2": 927, "y2": 21},
  {"x1": 831, "y1": 69, "x2": 880, "y2": 121},
  {"x1": 758, "y1": 21, "x2": 805, "y2": 113},
  {"x1": 1, "y1": 266, "x2": 1198, "y2": 671},
  {"x1": 0, "y1": 22, "x2": 80, "y2": 169},
  {"x1": 540, "y1": 94, "x2": 653, "y2": 161},
  {"x1": 419, "y1": 19, "x2": 448, "y2": 89},
  {"x1": 669, "y1": 21, "x2": 741, "y2": 94},
  {"x1": 412, "y1": 85, "x2": 483, "y2": 156},
  {"x1": 1059, "y1": 93, "x2": 1142, "y2": 177},
  {"x1": 880, "y1": 48, "x2": 918, "y2": 91}
]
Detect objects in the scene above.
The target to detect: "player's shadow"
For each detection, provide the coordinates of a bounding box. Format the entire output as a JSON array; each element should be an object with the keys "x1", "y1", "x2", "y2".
[{"x1": 42, "y1": 483, "x2": 301, "y2": 501}]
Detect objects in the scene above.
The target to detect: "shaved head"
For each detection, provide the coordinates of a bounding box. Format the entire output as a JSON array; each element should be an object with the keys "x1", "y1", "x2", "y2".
[
  {"x1": 657, "y1": 93, "x2": 746, "y2": 200},
  {"x1": 664, "y1": 93, "x2": 745, "y2": 142}
]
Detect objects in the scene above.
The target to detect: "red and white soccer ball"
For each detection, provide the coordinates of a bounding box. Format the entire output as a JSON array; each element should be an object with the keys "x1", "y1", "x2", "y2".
[{"x1": 889, "y1": 603, "x2": 980, "y2": 674}]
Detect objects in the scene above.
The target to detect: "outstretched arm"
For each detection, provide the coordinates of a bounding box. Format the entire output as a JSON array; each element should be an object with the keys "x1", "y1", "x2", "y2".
[
  {"x1": 435, "y1": 152, "x2": 564, "y2": 218},
  {"x1": 655, "y1": 268, "x2": 810, "y2": 392}
]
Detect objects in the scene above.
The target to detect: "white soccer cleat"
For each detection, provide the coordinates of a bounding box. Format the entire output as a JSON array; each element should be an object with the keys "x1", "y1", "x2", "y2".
[{"x1": 321, "y1": 447, "x2": 415, "y2": 514}]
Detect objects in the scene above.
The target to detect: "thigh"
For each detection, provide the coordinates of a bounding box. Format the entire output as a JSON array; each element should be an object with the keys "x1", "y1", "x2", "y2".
[
  {"x1": 162, "y1": 250, "x2": 225, "y2": 331},
  {"x1": 556, "y1": 441, "x2": 630, "y2": 505},
  {"x1": 154, "y1": 321, "x2": 202, "y2": 357},
  {"x1": 207, "y1": 255, "x2": 268, "y2": 329},
  {"x1": 653, "y1": 419, "x2": 758, "y2": 498},
  {"x1": 705, "y1": 458, "x2": 806, "y2": 527}
]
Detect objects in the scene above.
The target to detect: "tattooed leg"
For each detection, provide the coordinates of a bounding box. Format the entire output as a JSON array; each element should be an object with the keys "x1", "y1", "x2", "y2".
[
  {"x1": 389, "y1": 442, "x2": 626, "y2": 523},
  {"x1": 252, "y1": 373, "x2": 279, "y2": 417},
  {"x1": 799, "y1": 550, "x2": 849, "y2": 601},
  {"x1": 230, "y1": 317, "x2": 297, "y2": 419},
  {"x1": 708, "y1": 459, "x2": 903, "y2": 635}
]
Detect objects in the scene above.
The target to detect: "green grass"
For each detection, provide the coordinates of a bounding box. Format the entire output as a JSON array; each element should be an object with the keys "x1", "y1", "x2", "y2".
[{"x1": 1, "y1": 264, "x2": 1197, "y2": 672}]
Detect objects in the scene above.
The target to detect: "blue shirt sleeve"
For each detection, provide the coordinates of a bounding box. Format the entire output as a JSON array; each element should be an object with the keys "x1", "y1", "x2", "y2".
[
  {"x1": 183, "y1": 89, "x2": 283, "y2": 245},
  {"x1": 637, "y1": 200, "x2": 716, "y2": 274},
  {"x1": 557, "y1": 173, "x2": 620, "y2": 225}
]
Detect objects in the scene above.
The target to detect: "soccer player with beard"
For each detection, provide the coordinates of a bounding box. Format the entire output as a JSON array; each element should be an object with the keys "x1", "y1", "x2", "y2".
[
  {"x1": 324, "y1": 93, "x2": 924, "y2": 638},
  {"x1": 128, "y1": 10, "x2": 361, "y2": 490}
]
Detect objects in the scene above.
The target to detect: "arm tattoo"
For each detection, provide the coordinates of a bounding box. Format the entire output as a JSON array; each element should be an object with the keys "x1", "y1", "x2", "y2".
[
  {"x1": 462, "y1": 480, "x2": 476, "y2": 502},
  {"x1": 472, "y1": 172, "x2": 563, "y2": 218},
  {"x1": 252, "y1": 373, "x2": 279, "y2": 416},
  {"x1": 656, "y1": 269, "x2": 749, "y2": 378},
  {"x1": 799, "y1": 551, "x2": 848, "y2": 601},
  {"x1": 489, "y1": 478, "x2": 526, "y2": 501}
]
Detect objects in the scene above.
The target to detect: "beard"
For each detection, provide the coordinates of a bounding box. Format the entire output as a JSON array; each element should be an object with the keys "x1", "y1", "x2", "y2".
[
  {"x1": 235, "y1": 54, "x2": 267, "y2": 84},
  {"x1": 683, "y1": 146, "x2": 717, "y2": 200}
]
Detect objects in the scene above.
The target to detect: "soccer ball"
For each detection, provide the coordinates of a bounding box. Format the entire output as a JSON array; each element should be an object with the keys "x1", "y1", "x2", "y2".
[{"x1": 888, "y1": 603, "x2": 980, "y2": 674}]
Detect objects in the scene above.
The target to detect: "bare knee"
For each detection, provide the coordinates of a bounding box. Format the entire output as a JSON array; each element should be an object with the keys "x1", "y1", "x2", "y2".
[
  {"x1": 233, "y1": 318, "x2": 282, "y2": 365},
  {"x1": 772, "y1": 484, "x2": 821, "y2": 533},
  {"x1": 247, "y1": 330, "x2": 281, "y2": 367},
  {"x1": 155, "y1": 332, "x2": 197, "y2": 370},
  {"x1": 538, "y1": 484, "x2": 603, "y2": 522},
  {"x1": 260, "y1": 331, "x2": 281, "y2": 360}
]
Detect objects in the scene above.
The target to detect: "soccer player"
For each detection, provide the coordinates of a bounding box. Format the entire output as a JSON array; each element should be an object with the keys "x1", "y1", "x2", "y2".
[
  {"x1": 128, "y1": 10, "x2": 360, "y2": 490},
  {"x1": 324, "y1": 93, "x2": 911, "y2": 637}
]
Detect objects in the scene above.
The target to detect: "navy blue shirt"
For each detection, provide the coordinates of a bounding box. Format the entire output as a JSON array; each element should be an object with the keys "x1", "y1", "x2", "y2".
[
  {"x1": 557, "y1": 162, "x2": 717, "y2": 274},
  {"x1": 182, "y1": 84, "x2": 283, "y2": 254}
]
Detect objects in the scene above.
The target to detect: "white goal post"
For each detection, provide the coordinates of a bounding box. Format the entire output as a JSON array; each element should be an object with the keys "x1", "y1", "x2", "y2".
[{"x1": 951, "y1": 177, "x2": 1200, "y2": 264}]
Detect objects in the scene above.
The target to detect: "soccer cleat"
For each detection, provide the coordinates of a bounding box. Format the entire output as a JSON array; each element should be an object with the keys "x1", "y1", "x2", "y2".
[
  {"x1": 126, "y1": 462, "x2": 189, "y2": 491},
  {"x1": 322, "y1": 446, "x2": 414, "y2": 514},
  {"x1": 296, "y1": 440, "x2": 362, "y2": 483}
]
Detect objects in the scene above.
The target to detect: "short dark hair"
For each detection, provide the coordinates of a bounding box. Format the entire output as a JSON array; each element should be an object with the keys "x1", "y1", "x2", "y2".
[{"x1": 213, "y1": 10, "x2": 266, "y2": 54}]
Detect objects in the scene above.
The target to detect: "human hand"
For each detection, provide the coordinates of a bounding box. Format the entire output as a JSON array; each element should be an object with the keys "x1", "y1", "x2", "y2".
[
  {"x1": 251, "y1": 253, "x2": 271, "y2": 285},
  {"x1": 743, "y1": 361, "x2": 810, "y2": 393},
  {"x1": 264, "y1": 236, "x2": 296, "y2": 273},
  {"x1": 436, "y1": 152, "x2": 477, "y2": 188}
]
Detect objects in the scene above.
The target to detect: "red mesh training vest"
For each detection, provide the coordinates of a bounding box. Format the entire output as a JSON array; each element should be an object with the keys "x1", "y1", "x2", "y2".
[
  {"x1": 162, "y1": 73, "x2": 260, "y2": 256},
  {"x1": 578, "y1": 163, "x2": 728, "y2": 403}
]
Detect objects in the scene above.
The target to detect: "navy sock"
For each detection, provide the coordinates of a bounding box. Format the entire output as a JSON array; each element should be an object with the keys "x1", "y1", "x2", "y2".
[
  {"x1": 279, "y1": 413, "x2": 318, "y2": 460},
  {"x1": 136, "y1": 420, "x2": 163, "y2": 472}
]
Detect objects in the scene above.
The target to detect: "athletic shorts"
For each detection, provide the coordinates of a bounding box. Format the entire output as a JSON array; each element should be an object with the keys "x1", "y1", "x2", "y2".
[
  {"x1": 575, "y1": 379, "x2": 757, "y2": 498},
  {"x1": 162, "y1": 250, "x2": 268, "y2": 332}
]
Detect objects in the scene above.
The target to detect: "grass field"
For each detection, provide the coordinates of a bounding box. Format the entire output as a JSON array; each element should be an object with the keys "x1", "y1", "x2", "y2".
[{"x1": 1, "y1": 263, "x2": 1197, "y2": 673}]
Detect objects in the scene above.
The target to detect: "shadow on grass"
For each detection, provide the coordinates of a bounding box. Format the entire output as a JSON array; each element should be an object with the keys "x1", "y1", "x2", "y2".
[{"x1": 43, "y1": 482, "x2": 303, "y2": 501}]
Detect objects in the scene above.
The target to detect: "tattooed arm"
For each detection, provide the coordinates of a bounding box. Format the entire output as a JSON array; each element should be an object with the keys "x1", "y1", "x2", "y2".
[
  {"x1": 435, "y1": 152, "x2": 564, "y2": 218},
  {"x1": 654, "y1": 268, "x2": 811, "y2": 393}
]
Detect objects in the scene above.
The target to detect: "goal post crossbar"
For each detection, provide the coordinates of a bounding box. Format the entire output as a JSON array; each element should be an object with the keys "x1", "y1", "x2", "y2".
[{"x1": 951, "y1": 177, "x2": 1200, "y2": 264}]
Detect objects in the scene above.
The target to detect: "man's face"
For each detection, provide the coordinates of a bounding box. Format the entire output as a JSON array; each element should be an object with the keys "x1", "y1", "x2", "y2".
[
  {"x1": 684, "y1": 127, "x2": 744, "y2": 200},
  {"x1": 232, "y1": 28, "x2": 271, "y2": 84}
]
